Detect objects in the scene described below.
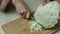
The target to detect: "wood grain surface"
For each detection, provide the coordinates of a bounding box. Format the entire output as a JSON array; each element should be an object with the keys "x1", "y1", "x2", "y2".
[{"x1": 2, "y1": 17, "x2": 60, "y2": 34}]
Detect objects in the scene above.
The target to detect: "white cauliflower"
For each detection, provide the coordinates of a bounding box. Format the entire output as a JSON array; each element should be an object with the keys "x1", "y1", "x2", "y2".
[{"x1": 29, "y1": 1, "x2": 60, "y2": 32}]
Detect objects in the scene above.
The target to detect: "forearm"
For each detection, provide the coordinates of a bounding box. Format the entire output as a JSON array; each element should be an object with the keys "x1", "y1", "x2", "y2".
[
  {"x1": 0, "y1": 0, "x2": 10, "y2": 8},
  {"x1": 0, "y1": 0, "x2": 10, "y2": 11}
]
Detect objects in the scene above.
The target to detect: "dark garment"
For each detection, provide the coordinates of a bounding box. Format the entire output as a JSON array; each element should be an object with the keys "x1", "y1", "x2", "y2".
[
  {"x1": 0, "y1": 0, "x2": 2, "y2": 5},
  {"x1": 50, "y1": 0, "x2": 54, "y2": 1}
]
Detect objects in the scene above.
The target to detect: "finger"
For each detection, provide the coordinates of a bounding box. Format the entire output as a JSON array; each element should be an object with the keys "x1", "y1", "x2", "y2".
[
  {"x1": 20, "y1": 9, "x2": 24, "y2": 14},
  {"x1": 16, "y1": 8, "x2": 24, "y2": 15},
  {"x1": 16, "y1": 9, "x2": 20, "y2": 13},
  {"x1": 26, "y1": 11, "x2": 30, "y2": 19},
  {"x1": 22, "y1": 11, "x2": 26, "y2": 19}
]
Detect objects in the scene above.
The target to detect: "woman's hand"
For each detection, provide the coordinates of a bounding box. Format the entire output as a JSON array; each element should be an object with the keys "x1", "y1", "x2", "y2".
[
  {"x1": 56, "y1": 0, "x2": 60, "y2": 4},
  {"x1": 43, "y1": 0, "x2": 60, "y2": 5},
  {"x1": 43, "y1": 0, "x2": 48, "y2": 6},
  {"x1": 12, "y1": 0, "x2": 30, "y2": 19}
]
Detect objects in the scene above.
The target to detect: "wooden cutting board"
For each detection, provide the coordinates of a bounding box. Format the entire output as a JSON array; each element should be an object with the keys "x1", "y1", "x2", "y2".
[{"x1": 2, "y1": 17, "x2": 60, "y2": 34}]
